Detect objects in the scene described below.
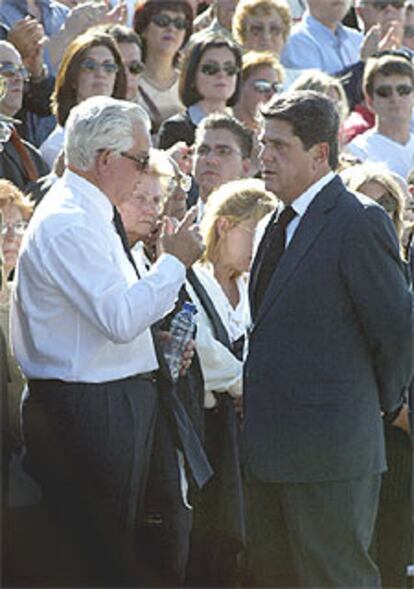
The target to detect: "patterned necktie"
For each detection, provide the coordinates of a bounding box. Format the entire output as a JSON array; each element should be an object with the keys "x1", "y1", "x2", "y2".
[
  {"x1": 254, "y1": 205, "x2": 297, "y2": 312},
  {"x1": 10, "y1": 127, "x2": 39, "y2": 182}
]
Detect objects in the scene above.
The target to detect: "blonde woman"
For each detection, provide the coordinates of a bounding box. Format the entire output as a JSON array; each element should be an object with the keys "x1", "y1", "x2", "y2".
[{"x1": 185, "y1": 178, "x2": 276, "y2": 587}]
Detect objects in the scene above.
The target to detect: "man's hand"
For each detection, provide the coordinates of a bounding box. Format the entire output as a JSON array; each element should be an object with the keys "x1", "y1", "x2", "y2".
[
  {"x1": 160, "y1": 207, "x2": 204, "y2": 267},
  {"x1": 158, "y1": 331, "x2": 196, "y2": 377},
  {"x1": 8, "y1": 18, "x2": 47, "y2": 78}
]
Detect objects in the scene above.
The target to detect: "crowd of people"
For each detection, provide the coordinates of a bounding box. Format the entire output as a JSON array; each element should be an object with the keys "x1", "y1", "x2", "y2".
[{"x1": 1, "y1": 0, "x2": 414, "y2": 587}]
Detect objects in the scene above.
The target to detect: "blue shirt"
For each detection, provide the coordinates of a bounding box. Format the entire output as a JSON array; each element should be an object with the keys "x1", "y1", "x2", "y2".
[
  {"x1": 0, "y1": 0, "x2": 69, "y2": 74},
  {"x1": 281, "y1": 12, "x2": 363, "y2": 74}
]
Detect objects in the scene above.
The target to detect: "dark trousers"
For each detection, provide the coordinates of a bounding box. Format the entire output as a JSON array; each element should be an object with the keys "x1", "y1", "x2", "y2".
[
  {"x1": 136, "y1": 409, "x2": 193, "y2": 587},
  {"x1": 245, "y1": 474, "x2": 382, "y2": 588},
  {"x1": 372, "y1": 425, "x2": 412, "y2": 588},
  {"x1": 21, "y1": 375, "x2": 158, "y2": 586}
]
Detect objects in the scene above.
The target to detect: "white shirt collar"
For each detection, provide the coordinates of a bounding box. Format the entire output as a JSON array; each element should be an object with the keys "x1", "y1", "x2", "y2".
[
  {"x1": 290, "y1": 171, "x2": 335, "y2": 218},
  {"x1": 62, "y1": 169, "x2": 114, "y2": 224}
]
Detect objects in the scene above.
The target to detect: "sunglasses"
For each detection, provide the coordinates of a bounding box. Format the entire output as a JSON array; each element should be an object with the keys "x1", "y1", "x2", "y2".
[
  {"x1": 79, "y1": 58, "x2": 118, "y2": 75},
  {"x1": 120, "y1": 151, "x2": 150, "y2": 171},
  {"x1": 247, "y1": 23, "x2": 284, "y2": 36},
  {"x1": 252, "y1": 79, "x2": 282, "y2": 94},
  {"x1": 1, "y1": 220, "x2": 28, "y2": 236},
  {"x1": 0, "y1": 62, "x2": 28, "y2": 79},
  {"x1": 374, "y1": 83, "x2": 413, "y2": 97},
  {"x1": 371, "y1": 1, "x2": 405, "y2": 8},
  {"x1": 125, "y1": 60, "x2": 144, "y2": 75},
  {"x1": 200, "y1": 62, "x2": 239, "y2": 76},
  {"x1": 151, "y1": 13, "x2": 187, "y2": 30}
]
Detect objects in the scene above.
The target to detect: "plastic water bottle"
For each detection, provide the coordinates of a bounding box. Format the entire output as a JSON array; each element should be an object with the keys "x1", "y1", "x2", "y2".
[{"x1": 164, "y1": 302, "x2": 197, "y2": 382}]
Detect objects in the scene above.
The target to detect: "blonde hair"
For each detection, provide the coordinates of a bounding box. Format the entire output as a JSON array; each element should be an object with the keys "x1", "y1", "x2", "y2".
[
  {"x1": 290, "y1": 70, "x2": 349, "y2": 123},
  {"x1": 0, "y1": 180, "x2": 33, "y2": 219},
  {"x1": 241, "y1": 50, "x2": 285, "y2": 83},
  {"x1": 200, "y1": 178, "x2": 277, "y2": 265},
  {"x1": 341, "y1": 164, "x2": 405, "y2": 240},
  {"x1": 233, "y1": 0, "x2": 292, "y2": 47}
]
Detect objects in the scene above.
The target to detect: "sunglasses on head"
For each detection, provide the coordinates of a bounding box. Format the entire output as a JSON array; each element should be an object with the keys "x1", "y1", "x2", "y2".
[
  {"x1": 125, "y1": 60, "x2": 144, "y2": 75},
  {"x1": 0, "y1": 62, "x2": 28, "y2": 79},
  {"x1": 374, "y1": 83, "x2": 413, "y2": 97},
  {"x1": 371, "y1": 0, "x2": 405, "y2": 8},
  {"x1": 200, "y1": 62, "x2": 239, "y2": 76},
  {"x1": 80, "y1": 58, "x2": 118, "y2": 75},
  {"x1": 151, "y1": 13, "x2": 187, "y2": 30},
  {"x1": 252, "y1": 79, "x2": 282, "y2": 94}
]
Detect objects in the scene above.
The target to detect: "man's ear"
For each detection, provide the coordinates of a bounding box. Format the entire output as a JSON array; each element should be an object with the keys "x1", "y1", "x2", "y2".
[
  {"x1": 311, "y1": 142, "x2": 330, "y2": 168},
  {"x1": 96, "y1": 149, "x2": 114, "y2": 173}
]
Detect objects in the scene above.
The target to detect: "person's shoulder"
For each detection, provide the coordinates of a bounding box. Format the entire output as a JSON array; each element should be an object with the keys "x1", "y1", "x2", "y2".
[{"x1": 341, "y1": 23, "x2": 363, "y2": 41}]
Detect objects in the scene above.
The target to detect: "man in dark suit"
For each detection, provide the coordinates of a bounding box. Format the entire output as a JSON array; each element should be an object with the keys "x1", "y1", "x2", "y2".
[{"x1": 244, "y1": 90, "x2": 414, "y2": 587}]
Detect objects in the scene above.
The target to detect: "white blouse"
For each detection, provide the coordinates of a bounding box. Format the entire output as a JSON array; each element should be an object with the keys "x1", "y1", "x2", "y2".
[{"x1": 186, "y1": 263, "x2": 250, "y2": 408}]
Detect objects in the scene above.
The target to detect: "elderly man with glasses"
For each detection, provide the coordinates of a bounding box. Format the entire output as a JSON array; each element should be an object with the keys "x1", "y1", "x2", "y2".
[{"x1": 11, "y1": 95, "x2": 208, "y2": 586}]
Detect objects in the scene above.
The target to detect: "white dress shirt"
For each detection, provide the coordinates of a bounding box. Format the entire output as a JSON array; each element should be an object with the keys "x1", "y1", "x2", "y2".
[
  {"x1": 254, "y1": 171, "x2": 335, "y2": 254},
  {"x1": 286, "y1": 171, "x2": 335, "y2": 245},
  {"x1": 186, "y1": 263, "x2": 248, "y2": 408},
  {"x1": 11, "y1": 170, "x2": 186, "y2": 382}
]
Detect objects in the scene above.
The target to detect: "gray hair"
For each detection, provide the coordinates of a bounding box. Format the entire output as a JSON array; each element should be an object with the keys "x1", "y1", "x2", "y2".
[{"x1": 64, "y1": 96, "x2": 151, "y2": 170}]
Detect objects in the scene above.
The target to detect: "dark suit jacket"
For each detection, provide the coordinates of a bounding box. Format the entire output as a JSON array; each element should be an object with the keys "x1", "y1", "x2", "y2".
[
  {"x1": 157, "y1": 110, "x2": 196, "y2": 150},
  {"x1": 244, "y1": 176, "x2": 413, "y2": 483},
  {"x1": 0, "y1": 138, "x2": 49, "y2": 193}
]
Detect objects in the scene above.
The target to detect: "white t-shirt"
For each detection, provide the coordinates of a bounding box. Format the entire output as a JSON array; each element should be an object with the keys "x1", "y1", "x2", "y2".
[{"x1": 346, "y1": 129, "x2": 414, "y2": 180}]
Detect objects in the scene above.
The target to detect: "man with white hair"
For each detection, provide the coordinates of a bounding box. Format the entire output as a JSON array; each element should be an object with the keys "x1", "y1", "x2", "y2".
[{"x1": 11, "y1": 96, "x2": 205, "y2": 585}]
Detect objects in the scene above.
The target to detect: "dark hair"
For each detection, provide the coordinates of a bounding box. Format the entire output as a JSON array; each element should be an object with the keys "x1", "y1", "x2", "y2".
[
  {"x1": 102, "y1": 24, "x2": 143, "y2": 51},
  {"x1": 363, "y1": 53, "x2": 414, "y2": 98},
  {"x1": 52, "y1": 28, "x2": 126, "y2": 127},
  {"x1": 195, "y1": 112, "x2": 254, "y2": 159},
  {"x1": 133, "y1": 0, "x2": 193, "y2": 65},
  {"x1": 261, "y1": 90, "x2": 339, "y2": 169},
  {"x1": 179, "y1": 33, "x2": 242, "y2": 107}
]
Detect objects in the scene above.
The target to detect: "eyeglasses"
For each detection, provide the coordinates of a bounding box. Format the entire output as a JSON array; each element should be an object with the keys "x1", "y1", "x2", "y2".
[
  {"x1": 120, "y1": 151, "x2": 150, "y2": 171},
  {"x1": 125, "y1": 60, "x2": 144, "y2": 75},
  {"x1": 377, "y1": 193, "x2": 398, "y2": 215},
  {"x1": 0, "y1": 62, "x2": 28, "y2": 80},
  {"x1": 374, "y1": 83, "x2": 413, "y2": 97},
  {"x1": 1, "y1": 220, "x2": 28, "y2": 236},
  {"x1": 151, "y1": 13, "x2": 187, "y2": 30},
  {"x1": 247, "y1": 23, "x2": 284, "y2": 37},
  {"x1": 200, "y1": 62, "x2": 239, "y2": 76},
  {"x1": 79, "y1": 58, "x2": 118, "y2": 75},
  {"x1": 252, "y1": 79, "x2": 282, "y2": 94},
  {"x1": 369, "y1": 0, "x2": 406, "y2": 8},
  {"x1": 196, "y1": 144, "x2": 242, "y2": 158}
]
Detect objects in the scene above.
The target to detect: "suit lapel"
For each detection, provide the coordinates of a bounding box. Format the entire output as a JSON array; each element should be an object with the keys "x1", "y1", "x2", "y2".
[{"x1": 252, "y1": 177, "x2": 345, "y2": 331}]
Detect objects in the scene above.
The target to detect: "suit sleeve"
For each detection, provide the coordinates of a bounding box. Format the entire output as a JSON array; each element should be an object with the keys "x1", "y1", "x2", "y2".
[{"x1": 340, "y1": 204, "x2": 414, "y2": 412}]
